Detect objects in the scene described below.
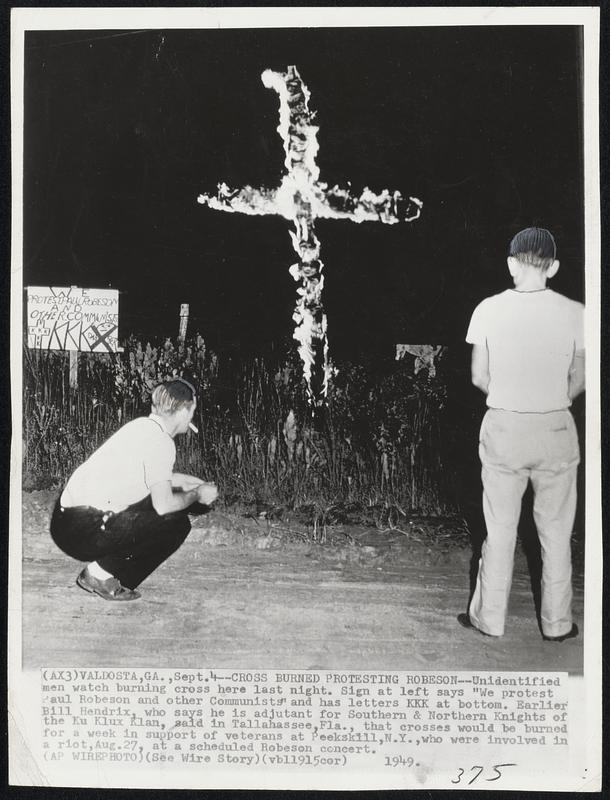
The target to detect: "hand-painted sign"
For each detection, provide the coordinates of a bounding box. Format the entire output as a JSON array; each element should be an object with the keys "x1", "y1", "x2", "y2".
[{"x1": 27, "y1": 286, "x2": 120, "y2": 352}]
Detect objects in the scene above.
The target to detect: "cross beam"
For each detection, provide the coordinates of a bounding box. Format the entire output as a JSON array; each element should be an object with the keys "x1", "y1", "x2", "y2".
[{"x1": 198, "y1": 65, "x2": 423, "y2": 407}]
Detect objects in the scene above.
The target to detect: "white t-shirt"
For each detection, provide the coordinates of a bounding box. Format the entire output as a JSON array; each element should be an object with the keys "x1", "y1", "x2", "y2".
[
  {"x1": 60, "y1": 414, "x2": 176, "y2": 512},
  {"x1": 466, "y1": 289, "x2": 584, "y2": 412}
]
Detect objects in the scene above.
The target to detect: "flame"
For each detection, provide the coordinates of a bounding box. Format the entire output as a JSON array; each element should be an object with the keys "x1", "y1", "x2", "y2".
[{"x1": 198, "y1": 65, "x2": 423, "y2": 407}]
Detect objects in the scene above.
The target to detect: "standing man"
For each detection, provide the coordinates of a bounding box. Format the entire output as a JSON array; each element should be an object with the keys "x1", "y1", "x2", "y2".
[
  {"x1": 50, "y1": 378, "x2": 218, "y2": 601},
  {"x1": 460, "y1": 227, "x2": 585, "y2": 641}
]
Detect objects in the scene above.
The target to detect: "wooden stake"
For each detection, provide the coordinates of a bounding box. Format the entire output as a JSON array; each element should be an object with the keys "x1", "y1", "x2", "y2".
[
  {"x1": 178, "y1": 303, "x2": 189, "y2": 343},
  {"x1": 69, "y1": 350, "x2": 78, "y2": 389}
]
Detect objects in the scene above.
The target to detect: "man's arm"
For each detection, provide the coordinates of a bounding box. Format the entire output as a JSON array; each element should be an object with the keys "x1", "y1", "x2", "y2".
[
  {"x1": 150, "y1": 481, "x2": 200, "y2": 515},
  {"x1": 171, "y1": 473, "x2": 204, "y2": 491},
  {"x1": 150, "y1": 480, "x2": 218, "y2": 516},
  {"x1": 471, "y1": 343, "x2": 490, "y2": 395},
  {"x1": 568, "y1": 348, "x2": 585, "y2": 400}
]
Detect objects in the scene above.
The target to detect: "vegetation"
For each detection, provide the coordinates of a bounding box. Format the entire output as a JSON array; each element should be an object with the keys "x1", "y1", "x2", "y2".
[{"x1": 23, "y1": 336, "x2": 466, "y2": 521}]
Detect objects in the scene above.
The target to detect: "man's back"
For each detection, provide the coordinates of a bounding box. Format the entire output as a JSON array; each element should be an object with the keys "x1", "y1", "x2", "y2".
[
  {"x1": 61, "y1": 416, "x2": 175, "y2": 512},
  {"x1": 467, "y1": 288, "x2": 584, "y2": 412}
]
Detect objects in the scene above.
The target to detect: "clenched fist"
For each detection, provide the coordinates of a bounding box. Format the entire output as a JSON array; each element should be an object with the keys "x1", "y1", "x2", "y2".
[{"x1": 196, "y1": 482, "x2": 219, "y2": 506}]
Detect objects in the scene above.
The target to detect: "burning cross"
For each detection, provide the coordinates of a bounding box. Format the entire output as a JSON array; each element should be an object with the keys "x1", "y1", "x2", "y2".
[{"x1": 198, "y1": 66, "x2": 423, "y2": 407}]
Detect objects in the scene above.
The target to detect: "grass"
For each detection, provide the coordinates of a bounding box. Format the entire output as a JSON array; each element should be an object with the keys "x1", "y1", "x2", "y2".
[{"x1": 23, "y1": 336, "x2": 463, "y2": 525}]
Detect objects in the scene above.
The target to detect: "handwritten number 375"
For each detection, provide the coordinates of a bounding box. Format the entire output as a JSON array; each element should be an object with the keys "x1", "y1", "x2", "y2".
[{"x1": 452, "y1": 764, "x2": 516, "y2": 785}]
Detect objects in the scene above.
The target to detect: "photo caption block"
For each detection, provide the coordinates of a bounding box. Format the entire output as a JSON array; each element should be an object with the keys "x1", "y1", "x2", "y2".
[{"x1": 38, "y1": 668, "x2": 572, "y2": 788}]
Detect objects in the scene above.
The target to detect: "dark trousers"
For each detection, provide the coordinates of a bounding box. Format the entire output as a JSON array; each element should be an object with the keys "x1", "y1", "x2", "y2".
[{"x1": 50, "y1": 495, "x2": 191, "y2": 589}]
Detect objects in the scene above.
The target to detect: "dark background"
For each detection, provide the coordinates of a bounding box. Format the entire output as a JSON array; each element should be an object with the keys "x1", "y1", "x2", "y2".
[{"x1": 23, "y1": 25, "x2": 584, "y2": 361}]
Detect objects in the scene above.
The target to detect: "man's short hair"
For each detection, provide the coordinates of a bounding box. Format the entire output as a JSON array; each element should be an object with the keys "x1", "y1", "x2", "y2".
[
  {"x1": 151, "y1": 378, "x2": 196, "y2": 415},
  {"x1": 509, "y1": 227, "x2": 557, "y2": 270}
]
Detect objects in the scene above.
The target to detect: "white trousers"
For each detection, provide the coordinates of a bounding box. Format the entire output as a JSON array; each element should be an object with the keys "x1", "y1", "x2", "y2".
[{"x1": 469, "y1": 408, "x2": 580, "y2": 637}]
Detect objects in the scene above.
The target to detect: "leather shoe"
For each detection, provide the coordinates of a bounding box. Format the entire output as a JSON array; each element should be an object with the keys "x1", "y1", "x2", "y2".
[
  {"x1": 457, "y1": 613, "x2": 497, "y2": 637},
  {"x1": 543, "y1": 623, "x2": 579, "y2": 643},
  {"x1": 77, "y1": 568, "x2": 141, "y2": 601}
]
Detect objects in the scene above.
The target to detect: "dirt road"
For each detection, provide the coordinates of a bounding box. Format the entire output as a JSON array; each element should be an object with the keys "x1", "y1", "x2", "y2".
[{"x1": 20, "y1": 491, "x2": 583, "y2": 673}]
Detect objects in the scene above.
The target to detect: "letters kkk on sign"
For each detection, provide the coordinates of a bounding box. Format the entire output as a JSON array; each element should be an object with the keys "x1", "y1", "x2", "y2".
[{"x1": 27, "y1": 287, "x2": 120, "y2": 352}]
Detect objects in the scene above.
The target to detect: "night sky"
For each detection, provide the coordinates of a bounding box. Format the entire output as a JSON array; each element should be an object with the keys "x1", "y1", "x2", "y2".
[{"x1": 23, "y1": 25, "x2": 584, "y2": 361}]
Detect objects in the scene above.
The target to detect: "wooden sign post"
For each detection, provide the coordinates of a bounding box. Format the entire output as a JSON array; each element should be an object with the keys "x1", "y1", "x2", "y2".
[
  {"x1": 178, "y1": 303, "x2": 189, "y2": 343},
  {"x1": 69, "y1": 350, "x2": 78, "y2": 389}
]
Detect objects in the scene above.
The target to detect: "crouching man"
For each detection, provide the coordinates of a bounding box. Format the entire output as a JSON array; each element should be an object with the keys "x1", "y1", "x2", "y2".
[{"x1": 50, "y1": 378, "x2": 218, "y2": 601}]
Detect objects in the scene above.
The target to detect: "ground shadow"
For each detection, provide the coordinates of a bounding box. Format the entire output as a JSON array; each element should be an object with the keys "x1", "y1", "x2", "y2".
[
  {"x1": 188, "y1": 502, "x2": 214, "y2": 517},
  {"x1": 462, "y1": 494, "x2": 486, "y2": 611},
  {"x1": 517, "y1": 485, "x2": 543, "y2": 629}
]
